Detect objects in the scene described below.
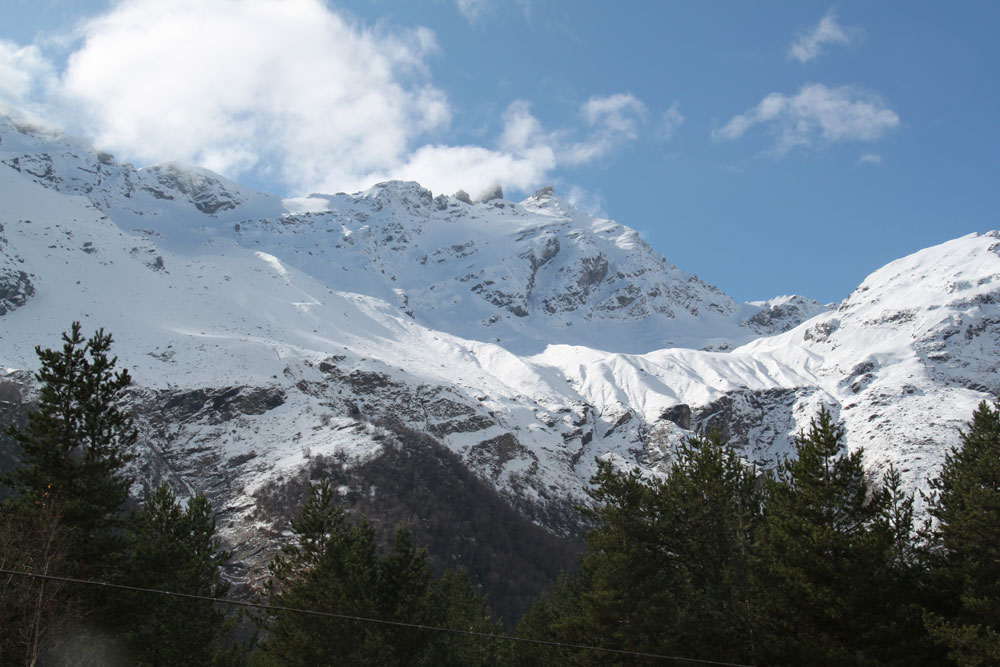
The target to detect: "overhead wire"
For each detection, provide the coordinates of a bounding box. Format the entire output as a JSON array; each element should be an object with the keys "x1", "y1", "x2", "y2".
[{"x1": 0, "y1": 566, "x2": 755, "y2": 667}]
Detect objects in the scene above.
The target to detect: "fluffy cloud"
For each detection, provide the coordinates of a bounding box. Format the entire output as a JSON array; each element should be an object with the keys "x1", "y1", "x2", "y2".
[
  {"x1": 0, "y1": 0, "x2": 662, "y2": 198},
  {"x1": 788, "y1": 11, "x2": 859, "y2": 63},
  {"x1": 714, "y1": 84, "x2": 899, "y2": 154},
  {"x1": 51, "y1": 0, "x2": 450, "y2": 194},
  {"x1": 857, "y1": 153, "x2": 883, "y2": 166},
  {"x1": 0, "y1": 40, "x2": 54, "y2": 112}
]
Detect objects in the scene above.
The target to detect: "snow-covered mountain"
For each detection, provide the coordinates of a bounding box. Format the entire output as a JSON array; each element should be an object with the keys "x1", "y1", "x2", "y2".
[{"x1": 1, "y1": 114, "x2": 996, "y2": 589}]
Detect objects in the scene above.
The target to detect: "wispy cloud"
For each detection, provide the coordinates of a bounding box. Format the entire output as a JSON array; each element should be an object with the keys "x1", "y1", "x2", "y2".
[
  {"x1": 0, "y1": 0, "x2": 666, "y2": 199},
  {"x1": 455, "y1": 0, "x2": 489, "y2": 23},
  {"x1": 788, "y1": 11, "x2": 860, "y2": 63},
  {"x1": 713, "y1": 84, "x2": 899, "y2": 154},
  {"x1": 565, "y1": 185, "x2": 606, "y2": 217},
  {"x1": 391, "y1": 94, "x2": 652, "y2": 195},
  {"x1": 659, "y1": 102, "x2": 685, "y2": 140},
  {"x1": 563, "y1": 93, "x2": 647, "y2": 164},
  {"x1": 857, "y1": 153, "x2": 883, "y2": 166}
]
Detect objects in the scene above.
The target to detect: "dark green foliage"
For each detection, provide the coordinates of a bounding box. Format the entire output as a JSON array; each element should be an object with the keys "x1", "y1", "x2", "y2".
[
  {"x1": 649, "y1": 431, "x2": 762, "y2": 662},
  {"x1": 924, "y1": 401, "x2": 1000, "y2": 665},
  {"x1": 519, "y1": 410, "x2": 958, "y2": 666},
  {"x1": 561, "y1": 461, "x2": 663, "y2": 663},
  {"x1": 5, "y1": 322, "x2": 136, "y2": 568},
  {"x1": 755, "y1": 407, "x2": 879, "y2": 665},
  {"x1": 254, "y1": 479, "x2": 506, "y2": 666},
  {"x1": 755, "y1": 406, "x2": 932, "y2": 666},
  {"x1": 1, "y1": 323, "x2": 139, "y2": 664},
  {"x1": 115, "y1": 483, "x2": 239, "y2": 666},
  {"x1": 1, "y1": 324, "x2": 237, "y2": 665},
  {"x1": 519, "y1": 431, "x2": 762, "y2": 664}
]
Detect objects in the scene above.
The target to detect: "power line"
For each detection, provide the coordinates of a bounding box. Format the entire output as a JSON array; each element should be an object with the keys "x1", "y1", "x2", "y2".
[{"x1": 0, "y1": 567, "x2": 754, "y2": 667}]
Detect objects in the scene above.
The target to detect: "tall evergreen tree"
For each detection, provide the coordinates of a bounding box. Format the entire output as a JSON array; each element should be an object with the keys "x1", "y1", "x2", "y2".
[
  {"x1": 5, "y1": 322, "x2": 136, "y2": 567},
  {"x1": 651, "y1": 431, "x2": 762, "y2": 662},
  {"x1": 115, "y1": 483, "x2": 239, "y2": 666},
  {"x1": 2, "y1": 322, "x2": 138, "y2": 664},
  {"x1": 569, "y1": 460, "x2": 664, "y2": 660},
  {"x1": 924, "y1": 401, "x2": 1000, "y2": 665},
  {"x1": 518, "y1": 432, "x2": 762, "y2": 664},
  {"x1": 254, "y1": 479, "x2": 504, "y2": 666},
  {"x1": 754, "y1": 406, "x2": 929, "y2": 666}
]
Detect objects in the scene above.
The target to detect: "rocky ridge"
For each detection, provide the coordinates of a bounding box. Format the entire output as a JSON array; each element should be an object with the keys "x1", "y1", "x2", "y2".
[{"x1": 1, "y1": 115, "x2": 997, "y2": 604}]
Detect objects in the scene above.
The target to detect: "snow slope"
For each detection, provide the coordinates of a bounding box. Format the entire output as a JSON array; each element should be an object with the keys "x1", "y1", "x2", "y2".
[{"x1": 1, "y1": 113, "x2": 995, "y2": 542}]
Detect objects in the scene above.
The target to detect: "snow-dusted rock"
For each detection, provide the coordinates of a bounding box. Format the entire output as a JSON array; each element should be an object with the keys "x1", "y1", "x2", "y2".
[{"x1": 0, "y1": 112, "x2": 995, "y2": 562}]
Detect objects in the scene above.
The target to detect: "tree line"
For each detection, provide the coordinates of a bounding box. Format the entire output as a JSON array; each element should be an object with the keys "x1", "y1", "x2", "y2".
[{"x1": 2, "y1": 323, "x2": 998, "y2": 665}]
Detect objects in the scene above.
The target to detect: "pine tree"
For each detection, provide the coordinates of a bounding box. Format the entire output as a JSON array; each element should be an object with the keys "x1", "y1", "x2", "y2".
[
  {"x1": 116, "y1": 483, "x2": 238, "y2": 666},
  {"x1": 254, "y1": 479, "x2": 503, "y2": 666},
  {"x1": 552, "y1": 459, "x2": 664, "y2": 663},
  {"x1": 754, "y1": 406, "x2": 923, "y2": 666},
  {"x1": 5, "y1": 322, "x2": 137, "y2": 568},
  {"x1": 924, "y1": 401, "x2": 1000, "y2": 665},
  {"x1": 2, "y1": 322, "x2": 138, "y2": 664},
  {"x1": 428, "y1": 568, "x2": 509, "y2": 665},
  {"x1": 518, "y1": 433, "x2": 761, "y2": 664},
  {"x1": 650, "y1": 431, "x2": 762, "y2": 663}
]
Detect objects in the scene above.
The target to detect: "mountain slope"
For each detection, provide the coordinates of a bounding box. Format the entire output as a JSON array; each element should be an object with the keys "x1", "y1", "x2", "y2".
[{"x1": 1, "y1": 114, "x2": 996, "y2": 601}]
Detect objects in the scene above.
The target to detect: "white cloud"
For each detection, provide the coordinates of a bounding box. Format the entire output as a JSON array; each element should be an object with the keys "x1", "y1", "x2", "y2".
[
  {"x1": 456, "y1": 0, "x2": 490, "y2": 22},
  {"x1": 581, "y1": 93, "x2": 645, "y2": 134},
  {"x1": 714, "y1": 84, "x2": 899, "y2": 154},
  {"x1": 0, "y1": 0, "x2": 662, "y2": 199},
  {"x1": 564, "y1": 185, "x2": 606, "y2": 217},
  {"x1": 659, "y1": 101, "x2": 685, "y2": 140},
  {"x1": 857, "y1": 153, "x2": 883, "y2": 166},
  {"x1": 390, "y1": 143, "x2": 553, "y2": 195},
  {"x1": 563, "y1": 93, "x2": 646, "y2": 165},
  {"x1": 390, "y1": 96, "x2": 648, "y2": 196},
  {"x1": 0, "y1": 39, "x2": 55, "y2": 113},
  {"x1": 48, "y1": 0, "x2": 450, "y2": 194},
  {"x1": 788, "y1": 11, "x2": 860, "y2": 63}
]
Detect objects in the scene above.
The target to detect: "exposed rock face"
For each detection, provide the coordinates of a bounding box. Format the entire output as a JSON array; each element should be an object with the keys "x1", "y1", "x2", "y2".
[
  {"x1": 142, "y1": 163, "x2": 246, "y2": 214},
  {"x1": 660, "y1": 403, "x2": 691, "y2": 430},
  {"x1": 3, "y1": 113, "x2": 1000, "y2": 619},
  {"x1": 742, "y1": 295, "x2": 829, "y2": 335},
  {"x1": 0, "y1": 224, "x2": 35, "y2": 316},
  {"x1": 0, "y1": 268, "x2": 34, "y2": 316}
]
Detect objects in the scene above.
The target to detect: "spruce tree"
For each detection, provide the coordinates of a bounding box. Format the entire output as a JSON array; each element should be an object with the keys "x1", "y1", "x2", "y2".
[
  {"x1": 924, "y1": 401, "x2": 1000, "y2": 665},
  {"x1": 6, "y1": 322, "x2": 137, "y2": 568},
  {"x1": 518, "y1": 433, "x2": 761, "y2": 664},
  {"x1": 651, "y1": 431, "x2": 762, "y2": 663},
  {"x1": 570, "y1": 460, "x2": 663, "y2": 659},
  {"x1": 116, "y1": 483, "x2": 238, "y2": 666},
  {"x1": 754, "y1": 406, "x2": 925, "y2": 666},
  {"x1": 254, "y1": 479, "x2": 503, "y2": 666},
  {"x1": 2, "y1": 322, "x2": 137, "y2": 663}
]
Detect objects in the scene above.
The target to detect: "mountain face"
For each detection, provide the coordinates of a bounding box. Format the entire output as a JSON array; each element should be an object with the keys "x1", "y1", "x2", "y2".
[{"x1": 1, "y1": 114, "x2": 996, "y2": 606}]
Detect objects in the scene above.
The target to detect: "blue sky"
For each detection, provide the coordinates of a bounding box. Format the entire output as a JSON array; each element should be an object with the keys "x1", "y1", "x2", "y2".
[{"x1": 2, "y1": 1, "x2": 997, "y2": 304}]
